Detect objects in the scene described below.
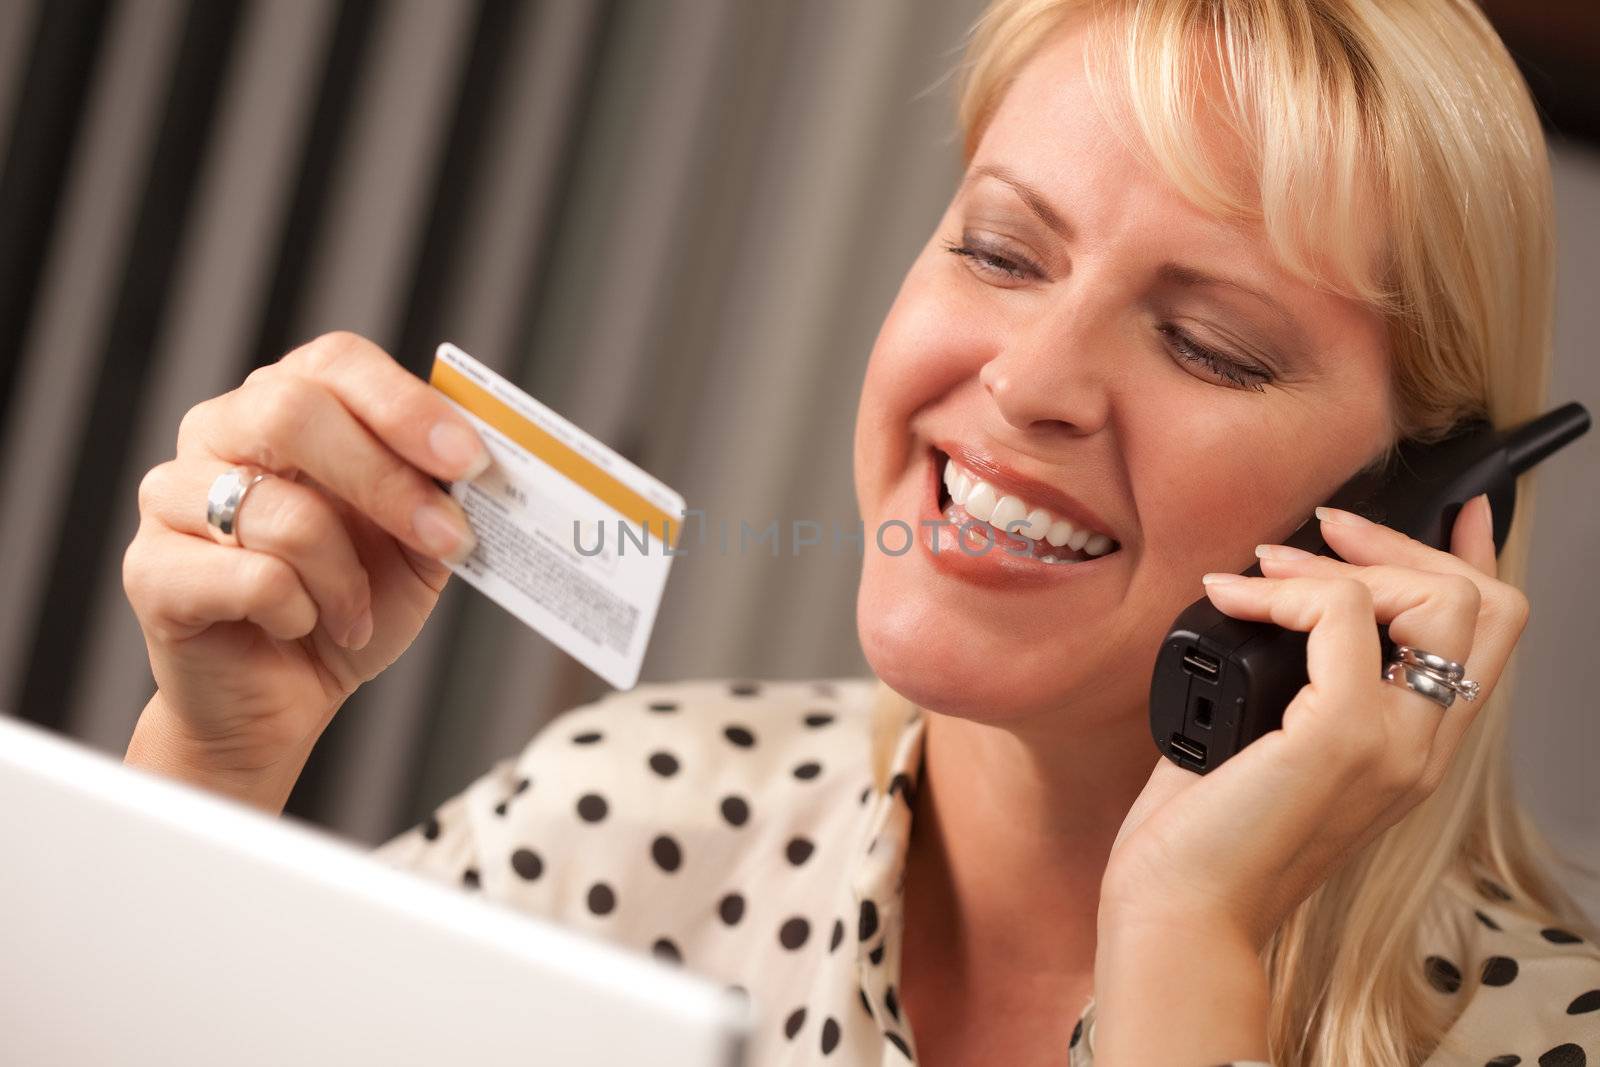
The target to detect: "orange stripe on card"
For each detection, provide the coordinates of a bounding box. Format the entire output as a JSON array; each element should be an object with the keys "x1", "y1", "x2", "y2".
[{"x1": 430, "y1": 359, "x2": 678, "y2": 547}]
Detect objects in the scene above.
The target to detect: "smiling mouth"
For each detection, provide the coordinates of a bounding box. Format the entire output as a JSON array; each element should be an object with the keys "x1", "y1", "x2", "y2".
[{"x1": 933, "y1": 449, "x2": 1121, "y2": 564}]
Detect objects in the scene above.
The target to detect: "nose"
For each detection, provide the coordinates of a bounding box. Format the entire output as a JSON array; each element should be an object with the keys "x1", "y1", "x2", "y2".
[{"x1": 978, "y1": 302, "x2": 1112, "y2": 439}]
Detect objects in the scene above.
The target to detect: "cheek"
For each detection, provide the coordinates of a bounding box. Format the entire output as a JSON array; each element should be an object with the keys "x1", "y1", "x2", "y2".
[
  {"x1": 1125, "y1": 397, "x2": 1389, "y2": 582},
  {"x1": 854, "y1": 257, "x2": 997, "y2": 503}
]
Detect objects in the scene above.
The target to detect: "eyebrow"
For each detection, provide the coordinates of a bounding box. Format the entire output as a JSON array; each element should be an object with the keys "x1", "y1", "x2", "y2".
[
  {"x1": 963, "y1": 162, "x2": 1300, "y2": 332},
  {"x1": 965, "y1": 163, "x2": 1074, "y2": 239}
]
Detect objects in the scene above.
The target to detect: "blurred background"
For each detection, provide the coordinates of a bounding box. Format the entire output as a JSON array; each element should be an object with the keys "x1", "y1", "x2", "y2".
[{"x1": 0, "y1": 0, "x2": 1594, "y2": 909}]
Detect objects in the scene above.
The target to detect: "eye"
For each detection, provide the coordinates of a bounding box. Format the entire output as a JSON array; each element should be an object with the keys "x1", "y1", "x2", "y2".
[
  {"x1": 944, "y1": 237, "x2": 1041, "y2": 285},
  {"x1": 1158, "y1": 324, "x2": 1272, "y2": 392}
]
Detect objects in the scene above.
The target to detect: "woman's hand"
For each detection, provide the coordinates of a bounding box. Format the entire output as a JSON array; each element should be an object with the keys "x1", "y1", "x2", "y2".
[
  {"x1": 1091, "y1": 494, "x2": 1529, "y2": 1064},
  {"x1": 122, "y1": 332, "x2": 490, "y2": 813}
]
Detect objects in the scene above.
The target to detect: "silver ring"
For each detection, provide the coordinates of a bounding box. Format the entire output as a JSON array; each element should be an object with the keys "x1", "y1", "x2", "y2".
[
  {"x1": 205, "y1": 466, "x2": 271, "y2": 547},
  {"x1": 1396, "y1": 645, "x2": 1465, "y2": 681},
  {"x1": 1382, "y1": 662, "x2": 1458, "y2": 709}
]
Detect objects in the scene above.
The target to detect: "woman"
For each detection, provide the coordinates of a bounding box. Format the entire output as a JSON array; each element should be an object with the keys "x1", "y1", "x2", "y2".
[{"x1": 121, "y1": 0, "x2": 1599, "y2": 1064}]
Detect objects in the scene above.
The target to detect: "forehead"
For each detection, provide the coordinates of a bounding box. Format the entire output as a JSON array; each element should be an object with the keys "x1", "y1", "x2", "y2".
[
  {"x1": 975, "y1": 20, "x2": 1260, "y2": 247},
  {"x1": 971, "y1": 16, "x2": 1385, "y2": 297}
]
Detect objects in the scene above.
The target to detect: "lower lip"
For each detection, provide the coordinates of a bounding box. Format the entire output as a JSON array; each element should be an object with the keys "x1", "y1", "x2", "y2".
[{"x1": 916, "y1": 451, "x2": 1120, "y2": 589}]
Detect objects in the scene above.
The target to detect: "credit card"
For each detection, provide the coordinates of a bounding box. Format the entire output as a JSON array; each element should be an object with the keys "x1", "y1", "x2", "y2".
[{"x1": 426, "y1": 343, "x2": 684, "y2": 690}]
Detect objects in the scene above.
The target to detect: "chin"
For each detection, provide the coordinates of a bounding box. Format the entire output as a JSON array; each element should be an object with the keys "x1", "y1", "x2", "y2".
[{"x1": 856, "y1": 571, "x2": 1075, "y2": 724}]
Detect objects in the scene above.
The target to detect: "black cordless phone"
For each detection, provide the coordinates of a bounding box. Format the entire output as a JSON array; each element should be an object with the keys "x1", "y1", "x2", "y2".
[{"x1": 1148, "y1": 402, "x2": 1592, "y2": 775}]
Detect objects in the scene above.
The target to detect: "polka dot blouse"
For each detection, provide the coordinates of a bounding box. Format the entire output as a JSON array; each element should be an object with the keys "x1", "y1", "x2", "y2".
[{"x1": 375, "y1": 679, "x2": 1600, "y2": 1065}]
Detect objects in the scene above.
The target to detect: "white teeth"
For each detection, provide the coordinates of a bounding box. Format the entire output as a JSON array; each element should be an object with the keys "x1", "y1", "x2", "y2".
[
  {"x1": 963, "y1": 481, "x2": 997, "y2": 522},
  {"x1": 939, "y1": 454, "x2": 1117, "y2": 557},
  {"x1": 988, "y1": 495, "x2": 1026, "y2": 534},
  {"x1": 1020, "y1": 507, "x2": 1052, "y2": 540}
]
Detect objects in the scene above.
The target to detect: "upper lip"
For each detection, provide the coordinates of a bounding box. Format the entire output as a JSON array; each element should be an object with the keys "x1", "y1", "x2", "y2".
[{"x1": 934, "y1": 441, "x2": 1119, "y2": 543}]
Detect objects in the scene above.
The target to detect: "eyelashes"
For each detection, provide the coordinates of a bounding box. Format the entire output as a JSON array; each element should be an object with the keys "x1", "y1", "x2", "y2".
[
  {"x1": 1156, "y1": 324, "x2": 1270, "y2": 393},
  {"x1": 943, "y1": 237, "x2": 1274, "y2": 393},
  {"x1": 943, "y1": 239, "x2": 1036, "y2": 281}
]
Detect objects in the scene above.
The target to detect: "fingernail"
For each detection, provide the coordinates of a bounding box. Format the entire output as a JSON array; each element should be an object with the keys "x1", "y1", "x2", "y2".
[
  {"x1": 429, "y1": 421, "x2": 491, "y2": 480},
  {"x1": 413, "y1": 503, "x2": 476, "y2": 563},
  {"x1": 1479, "y1": 493, "x2": 1493, "y2": 540},
  {"x1": 1315, "y1": 505, "x2": 1371, "y2": 527},
  {"x1": 1202, "y1": 571, "x2": 1246, "y2": 585},
  {"x1": 1255, "y1": 543, "x2": 1314, "y2": 561},
  {"x1": 346, "y1": 608, "x2": 374, "y2": 651}
]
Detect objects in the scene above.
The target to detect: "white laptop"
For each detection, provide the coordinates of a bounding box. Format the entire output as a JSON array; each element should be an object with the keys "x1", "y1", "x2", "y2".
[{"x1": 0, "y1": 714, "x2": 749, "y2": 1067}]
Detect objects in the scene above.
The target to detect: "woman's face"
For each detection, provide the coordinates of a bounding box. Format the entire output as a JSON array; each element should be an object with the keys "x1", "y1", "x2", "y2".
[{"x1": 854, "y1": 22, "x2": 1395, "y2": 728}]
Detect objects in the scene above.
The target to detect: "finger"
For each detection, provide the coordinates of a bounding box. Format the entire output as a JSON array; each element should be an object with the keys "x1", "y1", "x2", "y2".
[
  {"x1": 279, "y1": 332, "x2": 491, "y2": 483},
  {"x1": 124, "y1": 526, "x2": 319, "y2": 644},
  {"x1": 139, "y1": 458, "x2": 373, "y2": 649},
  {"x1": 1250, "y1": 553, "x2": 1480, "y2": 684},
  {"x1": 1449, "y1": 493, "x2": 1497, "y2": 579},
  {"x1": 1310, "y1": 504, "x2": 1527, "y2": 674},
  {"x1": 1200, "y1": 574, "x2": 1387, "y2": 737},
  {"x1": 185, "y1": 371, "x2": 477, "y2": 564},
  {"x1": 1314, "y1": 504, "x2": 1494, "y2": 579}
]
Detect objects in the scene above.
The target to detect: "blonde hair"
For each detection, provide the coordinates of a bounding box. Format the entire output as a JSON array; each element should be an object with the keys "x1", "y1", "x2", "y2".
[{"x1": 909, "y1": 1, "x2": 1596, "y2": 1063}]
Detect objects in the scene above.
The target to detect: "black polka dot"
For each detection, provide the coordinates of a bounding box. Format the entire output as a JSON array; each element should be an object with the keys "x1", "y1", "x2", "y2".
[
  {"x1": 461, "y1": 867, "x2": 480, "y2": 889},
  {"x1": 571, "y1": 730, "x2": 603, "y2": 745},
  {"x1": 869, "y1": 942, "x2": 885, "y2": 965},
  {"x1": 648, "y1": 751, "x2": 680, "y2": 777},
  {"x1": 1568, "y1": 989, "x2": 1600, "y2": 1015},
  {"x1": 729, "y1": 681, "x2": 761, "y2": 697},
  {"x1": 1480, "y1": 956, "x2": 1518, "y2": 986},
  {"x1": 587, "y1": 882, "x2": 616, "y2": 915},
  {"x1": 1537, "y1": 1045, "x2": 1585, "y2": 1067},
  {"x1": 804, "y1": 711, "x2": 835, "y2": 727},
  {"x1": 513, "y1": 776, "x2": 531, "y2": 794},
  {"x1": 576, "y1": 793, "x2": 608, "y2": 822},
  {"x1": 422, "y1": 815, "x2": 440, "y2": 841},
  {"x1": 1484, "y1": 1057, "x2": 1520, "y2": 1067},
  {"x1": 510, "y1": 848, "x2": 543, "y2": 881},
  {"x1": 885, "y1": 985, "x2": 900, "y2": 1021},
  {"x1": 859, "y1": 899, "x2": 879, "y2": 941},
  {"x1": 786, "y1": 837, "x2": 815, "y2": 865},
  {"x1": 829, "y1": 918, "x2": 844, "y2": 952},
  {"x1": 651, "y1": 938, "x2": 682, "y2": 965},
  {"x1": 1070, "y1": 1018, "x2": 1083, "y2": 1047},
  {"x1": 720, "y1": 795, "x2": 750, "y2": 827},
  {"x1": 497, "y1": 799, "x2": 514, "y2": 816},
  {"x1": 778, "y1": 917, "x2": 810, "y2": 950},
  {"x1": 1477, "y1": 877, "x2": 1513, "y2": 902},
  {"x1": 858, "y1": 986, "x2": 874, "y2": 1019},
  {"x1": 652, "y1": 834, "x2": 683, "y2": 873},
  {"x1": 820, "y1": 1017, "x2": 840, "y2": 1055},
  {"x1": 718, "y1": 892, "x2": 745, "y2": 926},
  {"x1": 889, "y1": 772, "x2": 914, "y2": 803},
  {"x1": 859, "y1": 785, "x2": 871, "y2": 805},
  {"x1": 1542, "y1": 927, "x2": 1583, "y2": 945},
  {"x1": 723, "y1": 724, "x2": 756, "y2": 747},
  {"x1": 1424, "y1": 955, "x2": 1462, "y2": 994},
  {"x1": 648, "y1": 700, "x2": 678, "y2": 713},
  {"x1": 1475, "y1": 909, "x2": 1502, "y2": 931},
  {"x1": 783, "y1": 1007, "x2": 806, "y2": 1040},
  {"x1": 886, "y1": 1032, "x2": 913, "y2": 1060},
  {"x1": 793, "y1": 761, "x2": 822, "y2": 781}
]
